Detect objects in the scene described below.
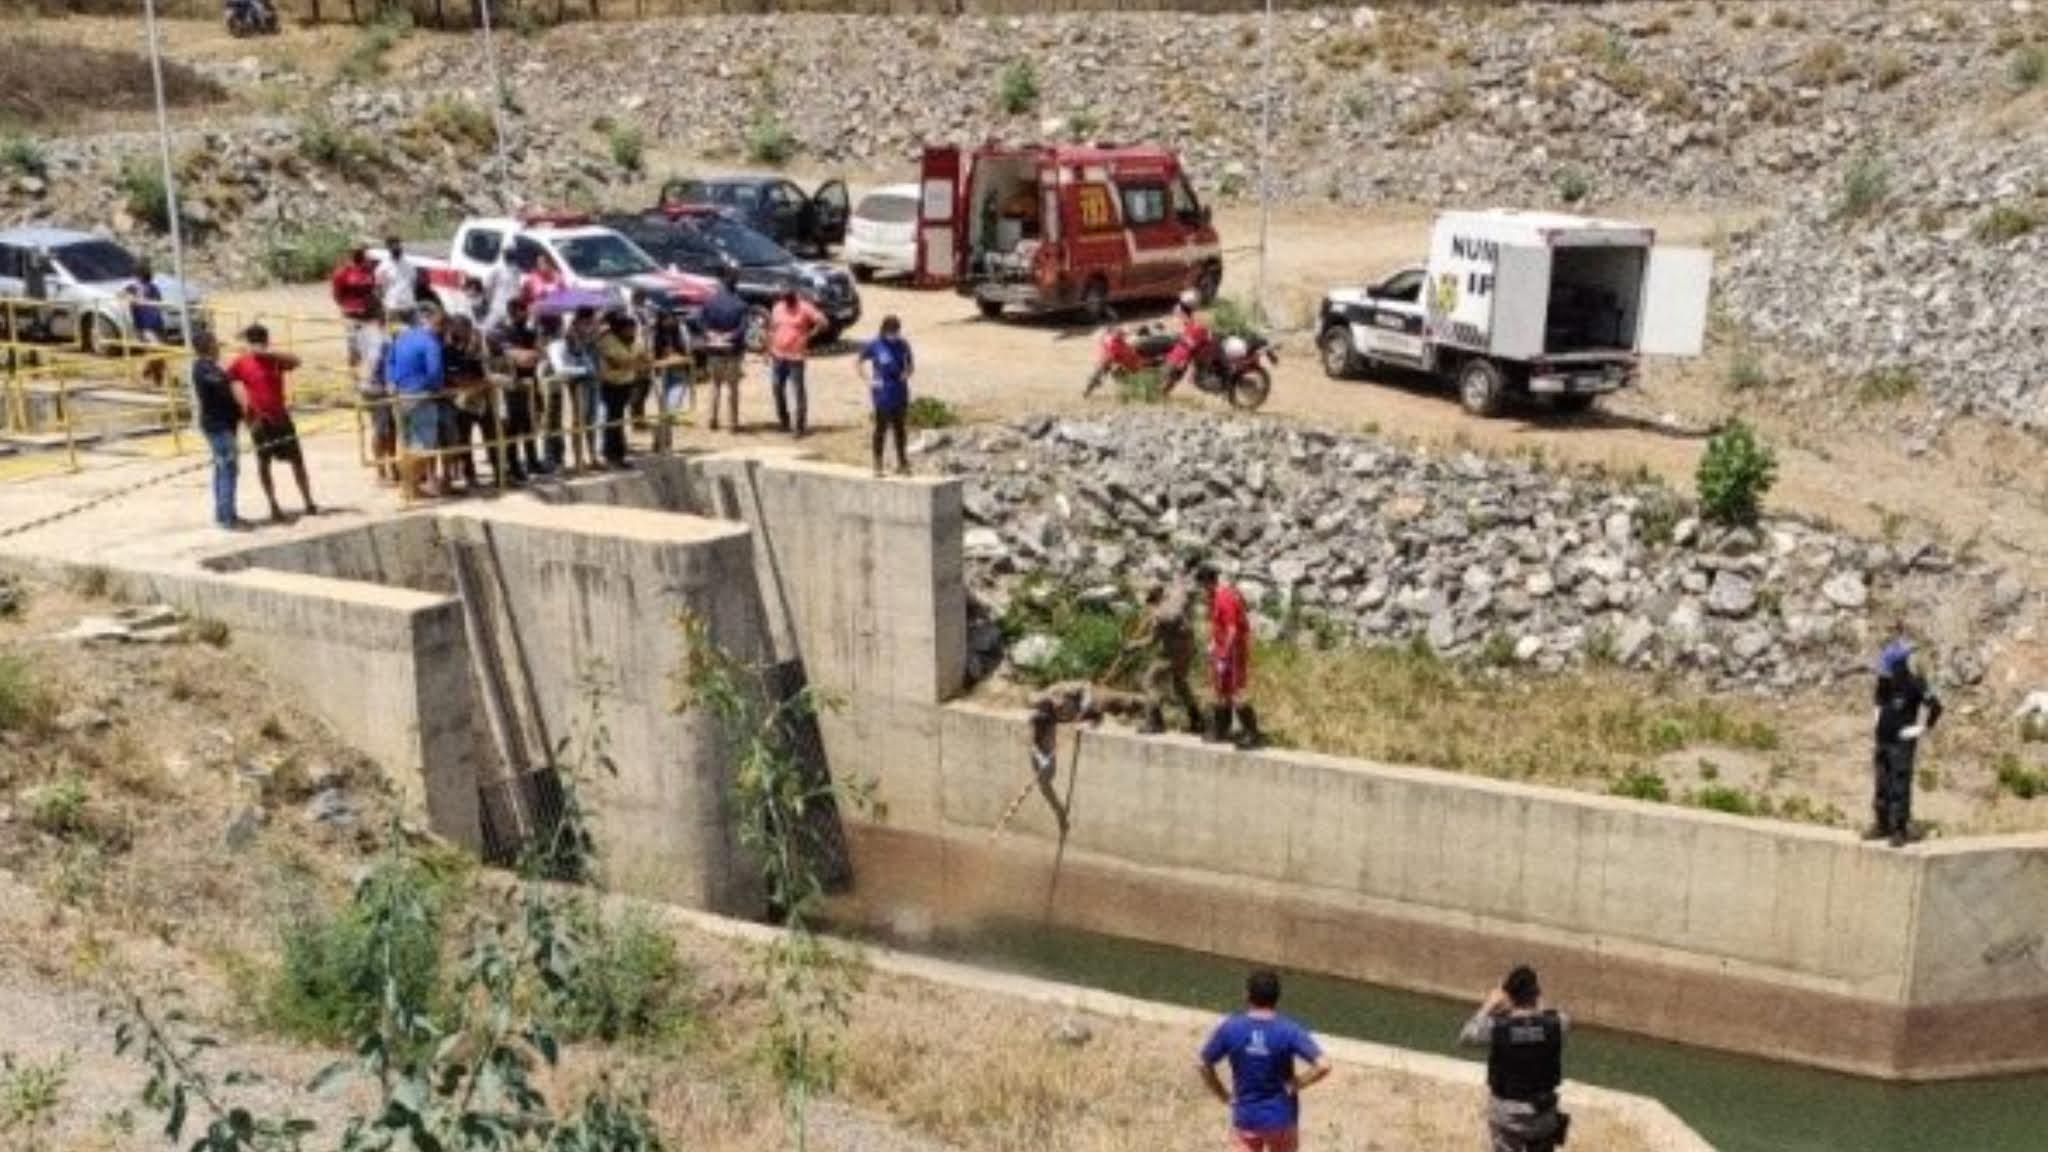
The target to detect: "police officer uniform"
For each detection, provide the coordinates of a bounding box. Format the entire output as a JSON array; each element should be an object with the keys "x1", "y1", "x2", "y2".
[{"x1": 1137, "y1": 582, "x2": 1203, "y2": 735}]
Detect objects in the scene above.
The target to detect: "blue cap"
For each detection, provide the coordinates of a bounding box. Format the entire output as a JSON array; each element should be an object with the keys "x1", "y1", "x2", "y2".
[{"x1": 1879, "y1": 640, "x2": 1912, "y2": 675}]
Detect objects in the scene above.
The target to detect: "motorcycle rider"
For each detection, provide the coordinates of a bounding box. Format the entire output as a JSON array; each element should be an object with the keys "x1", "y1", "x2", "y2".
[
  {"x1": 224, "y1": 0, "x2": 277, "y2": 34},
  {"x1": 1161, "y1": 288, "x2": 1212, "y2": 395}
]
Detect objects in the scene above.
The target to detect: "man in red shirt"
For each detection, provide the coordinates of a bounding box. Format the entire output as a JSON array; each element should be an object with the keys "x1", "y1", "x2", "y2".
[
  {"x1": 226, "y1": 324, "x2": 316, "y2": 522},
  {"x1": 331, "y1": 246, "x2": 380, "y2": 393},
  {"x1": 1196, "y1": 562, "x2": 1261, "y2": 749}
]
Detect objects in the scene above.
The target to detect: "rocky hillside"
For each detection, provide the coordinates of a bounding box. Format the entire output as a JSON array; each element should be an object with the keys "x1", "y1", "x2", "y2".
[{"x1": 933, "y1": 409, "x2": 2024, "y2": 691}]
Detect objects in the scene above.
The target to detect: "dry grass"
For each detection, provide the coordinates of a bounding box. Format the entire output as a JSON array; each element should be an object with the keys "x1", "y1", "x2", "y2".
[{"x1": 0, "y1": 36, "x2": 223, "y2": 127}]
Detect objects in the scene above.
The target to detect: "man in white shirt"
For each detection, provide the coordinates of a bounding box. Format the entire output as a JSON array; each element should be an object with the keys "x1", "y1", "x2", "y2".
[
  {"x1": 482, "y1": 258, "x2": 522, "y2": 330},
  {"x1": 375, "y1": 233, "x2": 419, "y2": 317}
]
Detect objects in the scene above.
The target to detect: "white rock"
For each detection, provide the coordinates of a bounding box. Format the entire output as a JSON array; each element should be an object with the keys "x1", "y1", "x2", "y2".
[{"x1": 1822, "y1": 571, "x2": 1869, "y2": 610}]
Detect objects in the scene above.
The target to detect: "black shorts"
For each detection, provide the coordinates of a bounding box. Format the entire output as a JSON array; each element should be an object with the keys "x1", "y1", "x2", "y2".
[{"x1": 250, "y1": 416, "x2": 302, "y2": 464}]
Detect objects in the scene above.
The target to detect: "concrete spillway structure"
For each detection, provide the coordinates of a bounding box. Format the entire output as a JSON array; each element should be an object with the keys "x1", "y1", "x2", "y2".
[{"x1": 80, "y1": 450, "x2": 2048, "y2": 1082}]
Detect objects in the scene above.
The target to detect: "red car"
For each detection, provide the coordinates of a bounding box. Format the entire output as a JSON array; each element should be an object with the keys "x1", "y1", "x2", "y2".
[{"x1": 915, "y1": 142, "x2": 1224, "y2": 320}]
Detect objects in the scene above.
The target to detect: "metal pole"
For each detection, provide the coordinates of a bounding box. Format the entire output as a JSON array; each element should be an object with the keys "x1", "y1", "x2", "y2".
[
  {"x1": 143, "y1": 0, "x2": 191, "y2": 341},
  {"x1": 1255, "y1": 0, "x2": 1274, "y2": 323},
  {"x1": 477, "y1": 0, "x2": 515, "y2": 211}
]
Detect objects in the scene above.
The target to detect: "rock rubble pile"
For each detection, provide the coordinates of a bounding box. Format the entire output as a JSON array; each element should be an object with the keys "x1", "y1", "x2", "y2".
[{"x1": 931, "y1": 410, "x2": 2020, "y2": 690}]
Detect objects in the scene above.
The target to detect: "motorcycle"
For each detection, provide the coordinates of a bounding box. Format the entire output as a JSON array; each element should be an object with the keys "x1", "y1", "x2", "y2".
[
  {"x1": 225, "y1": 0, "x2": 279, "y2": 36},
  {"x1": 1084, "y1": 323, "x2": 1275, "y2": 411}
]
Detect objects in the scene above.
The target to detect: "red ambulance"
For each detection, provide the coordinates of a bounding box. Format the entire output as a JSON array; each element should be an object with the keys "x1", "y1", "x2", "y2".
[{"x1": 915, "y1": 142, "x2": 1224, "y2": 319}]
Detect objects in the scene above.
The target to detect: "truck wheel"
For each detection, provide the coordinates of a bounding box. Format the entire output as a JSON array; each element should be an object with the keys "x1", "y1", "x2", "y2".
[
  {"x1": 849, "y1": 264, "x2": 875, "y2": 284},
  {"x1": 1228, "y1": 366, "x2": 1272, "y2": 411},
  {"x1": 1457, "y1": 358, "x2": 1508, "y2": 418},
  {"x1": 976, "y1": 299, "x2": 1005, "y2": 320},
  {"x1": 1319, "y1": 325, "x2": 1362, "y2": 379},
  {"x1": 1195, "y1": 263, "x2": 1222, "y2": 306},
  {"x1": 1081, "y1": 277, "x2": 1110, "y2": 322}
]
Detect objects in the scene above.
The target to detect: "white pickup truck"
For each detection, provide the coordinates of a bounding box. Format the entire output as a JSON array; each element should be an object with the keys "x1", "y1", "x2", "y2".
[
  {"x1": 377, "y1": 213, "x2": 718, "y2": 319},
  {"x1": 1316, "y1": 209, "x2": 1712, "y2": 416}
]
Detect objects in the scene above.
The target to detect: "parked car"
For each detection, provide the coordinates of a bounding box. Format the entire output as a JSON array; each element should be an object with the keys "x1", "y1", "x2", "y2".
[
  {"x1": 605, "y1": 209, "x2": 860, "y2": 350},
  {"x1": 914, "y1": 142, "x2": 1223, "y2": 320},
  {"x1": 1315, "y1": 209, "x2": 1712, "y2": 416},
  {"x1": 843, "y1": 183, "x2": 920, "y2": 283},
  {"x1": 373, "y1": 213, "x2": 718, "y2": 320},
  {"x1": 656, "y1": 175, "x2": 851, "y2": 257},
  {"x1": 0, "y1": 227, "x2": 206, "y2": 350}
]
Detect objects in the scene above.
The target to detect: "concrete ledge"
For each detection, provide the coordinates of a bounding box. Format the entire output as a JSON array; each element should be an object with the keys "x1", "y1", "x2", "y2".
[{"x1": 636, "y1": 900, "x2": 1715, "y2": 1152}]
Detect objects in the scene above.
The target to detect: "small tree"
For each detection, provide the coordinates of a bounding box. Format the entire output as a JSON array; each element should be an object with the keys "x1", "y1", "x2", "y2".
[
  {"x1": 1696, "y1": 419, "x2": 1777, "y2": 527},
  {"x1": 673, "y1": 613, "x2": 867, "y2": 1152},
  {"x1": 997, "y1": 58, "x2": 1040, "y2": 115}
]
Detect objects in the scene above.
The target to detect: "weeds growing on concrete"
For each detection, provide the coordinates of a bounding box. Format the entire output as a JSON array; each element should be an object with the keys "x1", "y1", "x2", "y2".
[{"x1": 906, "y1": 396, "x2": 958, "y2": 430}]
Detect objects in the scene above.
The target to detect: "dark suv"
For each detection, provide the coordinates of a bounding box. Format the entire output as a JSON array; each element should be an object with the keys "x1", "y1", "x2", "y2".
[
  {"x1": 605, "y1": 209, "x2": 861, "y2": 351},
  {"x1": 656, "y1": 176, "x2": 850, "y2": 257}
]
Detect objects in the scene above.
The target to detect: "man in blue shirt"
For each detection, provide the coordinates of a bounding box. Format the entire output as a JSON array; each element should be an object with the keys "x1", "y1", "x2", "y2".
[
  {"x1": 126, "y1": 257, "x2": 168, "y2": 393},
  {"x1": 855, "y1": 314, "x2": 914, "y2": 477},
  {"x1": 384, "y1": 306, "x2": 448, "y2": 499},
  {"x1": 1198, "y1": 970, "x2": 1333, "y2": 1152}
]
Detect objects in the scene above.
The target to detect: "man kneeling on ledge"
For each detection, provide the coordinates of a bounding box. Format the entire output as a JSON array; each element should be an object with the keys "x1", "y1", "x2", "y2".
[{"x1": 1459, "y1": 965, "x2": 1571, "y2": 1152}]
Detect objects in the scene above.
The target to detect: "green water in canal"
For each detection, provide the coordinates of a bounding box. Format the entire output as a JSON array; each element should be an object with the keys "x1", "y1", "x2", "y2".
[{"x1": 893, "y1": 922, "x2": 2048, "y2": 1152}]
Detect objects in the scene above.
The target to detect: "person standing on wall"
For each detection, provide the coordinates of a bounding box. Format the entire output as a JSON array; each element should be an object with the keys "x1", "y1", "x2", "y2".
[
  {"x1": 698, "y1": 269, "x2": 750, "y2": 433},
  {"x1": 1458, "y1": 965, "x2": 1571, "y2": 1152},
  {"x1": 1198, "y1": 969, "x2": 1333, "y2": 1152},
  {"x1": 225, "y1": 323, "x2": 316, "y2": 522},
  {"x1": 1134, "y1": 580, "x2": 1203, "y2": 736},
  {"x1": 189, "y1": 330, "x2": 250, "y2": 532},
  {"x1": 767, "y1": 288, "x2": 825, "y2": 437},
  {"x1": 1195, "y1": 562, "x2": 1260, "y2": 749},
  {"x1": 593, "y1": 310, "x2": 649, "y2": 469},
  {"x1": 488, "y1": 295, "x2": 545, "y2": 481},
  {"x1": 855, "y1": 314, "x2": 914, "y2": 477},
  {"x1": 1868, "y1": 639, "x2": 1943, "y2": 848}
]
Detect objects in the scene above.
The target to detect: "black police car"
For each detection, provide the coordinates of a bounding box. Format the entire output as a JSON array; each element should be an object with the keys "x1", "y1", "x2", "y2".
[
  {"x1": 605, "y1": 210, "x2": 862, "y2": 352},
  {"x1": 654, "y1": 176, "x2": 850, "y2": 257}
]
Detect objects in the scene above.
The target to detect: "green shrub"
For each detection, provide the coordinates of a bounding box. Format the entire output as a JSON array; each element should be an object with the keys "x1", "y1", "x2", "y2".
[
  {"x1": 548, "y1": 905, "x2": 693, "y2": 1047},
  {"x1": 998, "y1": 580, "x2": 1137, "y2": 688},
  {"x1": 608, "y1": 123, "x2": 645, "y2": 174},
  {"x1": 1696, "y1": 419, "x2": 1777, "y2": 527},
  {"x1": 997, "y1": 58, "x2": 1040, "y2": 115},
  {"x1": 1871, "y1": 50, "x2": 1910, "y2": 90},
  {"x1": 116, "y1": 160, "x2": 172, "y2": 233},
  {"x1": 0, "y1": 1053, "x2": 66, "y2": 1141},
  {"x1": 1687, "y1": 784, "x2": 1761, "y2": 815},
  {"x1": 1554, "y1": 167, "x2": 1591, "y2": 205},
  {"x1": 1836, "y1": 153, "x2": 1890, "y2": 222},
  {"x1": 2011, "y1": 46, "x2": 2047, "y2": 90},
  {"x1": 24, "y1": 772, "x2": 90, "y2": 838},
  {"x1": 0, "y1": 655, "x2": 51, "y2": 733},
  {"x1": 1973, "y1": 204, "x2": 2040, "y2": 244},
  {"x1": 1726, "y1": 346, "x2": 1769, "y2": 391},
  {"x1": 263, "y1": 857, "x2": 448, "y2": 1046},
  {"x1": 1609, "y1": 767, "x2": 1670, "y2": 803},
  {"x1": 906, "y1": 395, "x2": 957, "y2": 429},
  {"x1": 1208, "y1": 295, "x2": 1263, "y2": 340},
  {"x1": 1857, "y1": 365, "x2": 1920, "y2": 404},
  {"x1": 1116, "y1": 367, "x2": 1165, "y2": 405},
  {"x1": 1, "y1": 135, "x2": 47, "y2": 179},
  {"x1": 1995, "y1": 753, "x2": 2048, "y2": 800},
  {"x1": 260, "y1": 224, "x2": 356, "y2": 285},
  {"x1": 745, "y1": 116, "x2": 795, "y2": 166},
  {"x1": 418, "y1": 98, "x2": 496, "y2": 152},
  {"x1": 298, "y1": 116, "x2": 384, "y2": 179},
  {"x1": 338, "y1": 10, "x2": 410, "y2": 84},
  {"x1": 1066, "y1": 109, "x2": 1100, "y2": 141}
]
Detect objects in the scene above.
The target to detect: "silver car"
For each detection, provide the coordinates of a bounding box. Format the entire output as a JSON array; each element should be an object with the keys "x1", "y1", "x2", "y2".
[{"x1": 0, "y1": 227, "x2": 206, "y2": 350}]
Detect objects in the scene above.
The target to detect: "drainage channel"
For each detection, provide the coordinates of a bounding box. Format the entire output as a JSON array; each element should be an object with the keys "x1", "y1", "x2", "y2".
[{"x1": 865, "y1": 920, "x2": 2048, "y2": 1152}]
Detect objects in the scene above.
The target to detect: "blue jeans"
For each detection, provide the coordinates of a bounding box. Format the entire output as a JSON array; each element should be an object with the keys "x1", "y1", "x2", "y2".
[{"x1": 204, "y1": 428, "x2": 239, "y2": 526}]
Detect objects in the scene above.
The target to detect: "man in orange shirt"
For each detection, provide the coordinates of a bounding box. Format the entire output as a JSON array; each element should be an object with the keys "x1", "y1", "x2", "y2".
[{"x1": 767, "y1": 288, "x2": 826, "y2": 437}]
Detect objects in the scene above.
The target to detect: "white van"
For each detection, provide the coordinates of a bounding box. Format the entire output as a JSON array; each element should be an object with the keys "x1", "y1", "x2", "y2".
[
  {"x1": 1317, "y1": 209, "x2": 1712, "y2": 416},
  {"x1": 844, "y1": 184, "x2": 920, "y2": 283}
]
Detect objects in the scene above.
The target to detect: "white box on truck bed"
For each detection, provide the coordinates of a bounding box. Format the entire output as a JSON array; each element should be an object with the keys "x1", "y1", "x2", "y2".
[{"x1": 1318, "y1": 209, "x2": 1713, "y2": 416}]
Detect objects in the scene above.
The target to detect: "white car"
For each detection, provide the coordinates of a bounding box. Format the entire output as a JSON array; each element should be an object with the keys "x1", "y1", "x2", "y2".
[
  {"x1": 0, "y1": 227, "x2": 206, "y2": 350},
  {"x1": 843, "y1": 184, "x2": 919, "y2": 283}
]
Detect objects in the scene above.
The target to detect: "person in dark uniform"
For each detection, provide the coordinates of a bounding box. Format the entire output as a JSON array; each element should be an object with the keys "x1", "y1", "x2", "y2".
[
  {"x1": 1131, "y1": 580, "x2": 1203, "y2": 736},
  {"x1": 1458, "y1": 965, "x2": 1569, "y2": 1152},
  {"x1": 1868, "y1": 640, "x2": 1943, "y2": 847}
]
